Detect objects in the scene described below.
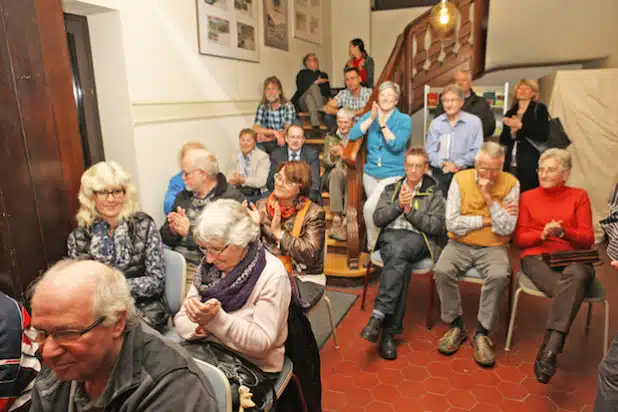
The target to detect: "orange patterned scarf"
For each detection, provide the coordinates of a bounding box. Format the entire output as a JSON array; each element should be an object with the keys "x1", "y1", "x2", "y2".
[{"x1": 266, "y1": 193, "x2": 308, "y2": 220}]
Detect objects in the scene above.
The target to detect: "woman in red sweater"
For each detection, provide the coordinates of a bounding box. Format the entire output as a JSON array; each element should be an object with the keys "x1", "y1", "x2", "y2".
[{"x1": 514, "y1": 148, "x2": 595, "y2": 385}]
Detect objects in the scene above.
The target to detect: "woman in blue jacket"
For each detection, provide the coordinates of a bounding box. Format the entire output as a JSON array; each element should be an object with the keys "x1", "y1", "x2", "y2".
[{"x1": 349, "y1": 81, "x2": 412, "y2": 253}]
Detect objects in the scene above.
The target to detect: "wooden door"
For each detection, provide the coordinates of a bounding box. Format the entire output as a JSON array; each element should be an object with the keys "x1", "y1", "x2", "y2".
[{"x1": 0, "y1": 0, "x2": 84, "y2": 300}]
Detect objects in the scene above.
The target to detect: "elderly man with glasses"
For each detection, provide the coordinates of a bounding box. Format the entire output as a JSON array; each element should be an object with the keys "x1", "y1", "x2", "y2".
[
  {"x1": 434, "y1": 142, "x2": 519, "y2": 368},
  {"x1": 27, "y1": 259, "x2": 216, "y2": 412},
  {"x1": 425, "y1": 84, "x2": 484, "y2": 196}
]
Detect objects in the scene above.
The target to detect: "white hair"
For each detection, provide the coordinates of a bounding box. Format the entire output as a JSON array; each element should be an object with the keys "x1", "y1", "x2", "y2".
[
  {"x1": 379, "y1": 81, "x2": 401, "y2": 100},
  {"x1": 539, "y1": 148, "x2": 572, "y2": 171},
  {"x1": 31, "y1": 259, "x2": 138, "y2": 329},
  {"x1": 475, "y1": 141, "x2": 506, "y2": 161},
  {"x1": 76, "y1": 161, "x2": 140, "y2": 227},
  {"x1": 193, "y1": 199, "x2": 260, "y2": 248},
  {"x1": 336, "y1": 107, "x2": 355, "y2": 120},
  {"x1": 188, "y1": 148, "x2": 219, "y2": 178}
]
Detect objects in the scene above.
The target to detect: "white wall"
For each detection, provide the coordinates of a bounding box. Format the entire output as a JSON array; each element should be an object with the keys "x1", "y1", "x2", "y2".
[
  {"x1": 62, "y1": 0, "x2": 332, "y2": 224},
  {"x1": 486, "y1": 0, "x2": 618, "y2": 70},
  {"x1": 370, "y1": 7, "x2": 429, "y2": 78},
  {"x1": 330, "y1": 0, "x2": 371, "y2": 87}
]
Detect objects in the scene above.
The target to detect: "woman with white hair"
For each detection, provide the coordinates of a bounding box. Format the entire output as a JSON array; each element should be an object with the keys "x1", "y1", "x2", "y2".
[
  {"x1": 349, "y1": 81, "x2": 412, "y2": 253},
  {"x1": 174, "y1": 199, "x2": 291, "y2": 374},
  {"x1": 514, "y1": 148, "x2": 594, "y2": 384},
  {"x1": 500, "y1": 79, "x2": 550, "y2": 192},
  {"x1": 67, "y1": 161, "x2": 168, "y2": 330}
]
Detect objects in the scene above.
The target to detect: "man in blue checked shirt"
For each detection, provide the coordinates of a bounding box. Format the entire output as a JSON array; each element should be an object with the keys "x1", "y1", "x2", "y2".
[
  {"x1": 425, "y1": 85, "x2": 483, "y2": 195},
  {"x1": 252, "y1": 76, "x2": 297, "y2": 155}
]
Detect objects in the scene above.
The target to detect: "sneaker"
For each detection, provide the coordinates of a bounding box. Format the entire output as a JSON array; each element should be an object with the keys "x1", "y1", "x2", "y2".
[
  {"x1": 329, "y1": 216, "x2": 342, "y2": 239},
  {"x1": 332, "y1": 222, "x2": 348, "y2": 241},
  {"x1": 438, "y1": 327, "x2": 467, "y2": 355},
  {"x1": 472, "y1": 334, "x2": 496, "y2": 367}
]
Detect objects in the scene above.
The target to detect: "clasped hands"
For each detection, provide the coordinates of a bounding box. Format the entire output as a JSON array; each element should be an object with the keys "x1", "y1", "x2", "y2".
[
  {"x1": 329, "y1": 143, "x2": 344, "y2": 160},
  {"x1": 541, "y1": 219, "x2": 564, "y2": 240},
  {"x1": 167, "y1": 207, "x2": 190, "y2": 237},
  {"x1": 398, "y1": 183, "x2": 414, "y2": 213},
  {"x1": 503, "y1": 116, "x2": 523, "y2": 135},
  {"x1": 229, "y1": 173, "x2": 246, "y2": 186},
  {"x1": 441, "y1": 161, "x2": 460, "y2": 174},
  {"x1": 477, "y1": 178, "x2": 517, "y2": 226},
  {"x1": 256, "y1": 130, "x2": 285, "y2": 146},
  {"x1": 185, "y1": 297, "x2": 221, "y2": 335}
]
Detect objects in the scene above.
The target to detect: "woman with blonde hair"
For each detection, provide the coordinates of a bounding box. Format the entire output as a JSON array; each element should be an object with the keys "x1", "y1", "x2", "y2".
[
  {"x1": 500, "y1": 79, "x2": 550, "y2": 192},
  {"x1": 68, "y1": 161, "x2": 168, "y2": 329}
]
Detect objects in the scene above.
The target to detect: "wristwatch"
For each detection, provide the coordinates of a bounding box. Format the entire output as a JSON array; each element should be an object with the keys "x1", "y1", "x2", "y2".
[
  {"x1": 380, "y1": 124, "x2": 387, "y2": 130},
  {"x1": 557, "y1": 228, "x2": 565, "y2": 238}
]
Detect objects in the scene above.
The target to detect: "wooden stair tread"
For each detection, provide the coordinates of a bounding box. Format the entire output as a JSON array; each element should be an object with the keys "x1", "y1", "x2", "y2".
[
  {"x1": 327, "y1": 238, "x2": 347, "y2": 248},
  {"x1": 324, "y1": 252, "x2": 373, "y2": 278},
  {"x1": 304, "y1": 138, "x2": 325, "y2": 145}
]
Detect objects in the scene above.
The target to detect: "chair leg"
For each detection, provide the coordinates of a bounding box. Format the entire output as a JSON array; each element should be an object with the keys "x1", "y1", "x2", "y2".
[
  {"x1": 323, "y1": 295, "x2": 340, "y2": 349},
  {"x1": 290, "y1": 374, "x2": 309, "y2": 412},
  {"x1": 505, "y1": 287, "x2": 523, "y2": 352},
  {"x1": 360, "y1": 261, "x2": 373, "y2": 311},
  {"x1": 586, "y1": 302, "x2": 593, "y2": 335},
  {"x1": 426, "y1": 272, "x2": 435, "y2": 330},
  {"x1": 604, "y1": 300, "x2": 610, "y2": 356},
  {"x1": 505, "y1": 272, "x2": 516, "y2": 339}
]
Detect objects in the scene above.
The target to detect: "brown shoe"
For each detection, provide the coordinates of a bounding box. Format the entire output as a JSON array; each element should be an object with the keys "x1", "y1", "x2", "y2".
[
  {"x1": 472, "y1": 335, "x2": 496, "y2": 368},
  {"x1": 438, "y1": 327, "x2": 467, "y2": 356}
]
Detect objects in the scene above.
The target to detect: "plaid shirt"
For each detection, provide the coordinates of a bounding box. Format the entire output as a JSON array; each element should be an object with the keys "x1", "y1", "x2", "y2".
[
  {"x1": 254, "y1": 101, "x2": 296, "y2": 130},
  {"x1": 334, "y1": 86, "x2": 372, "y2": 112}
]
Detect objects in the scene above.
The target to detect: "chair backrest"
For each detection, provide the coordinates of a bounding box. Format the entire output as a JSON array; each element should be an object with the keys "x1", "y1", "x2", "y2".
[
  {"x1": 193, "y1": 358, "x2": 232, "y2": 412},
  {"x1": 163, "y1": 249, "x2": 186, "y2": 315}
]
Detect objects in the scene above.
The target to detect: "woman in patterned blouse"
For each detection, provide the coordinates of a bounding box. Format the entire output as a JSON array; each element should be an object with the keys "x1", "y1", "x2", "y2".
[{"x1": 67, "y1": 161, "x2": 167, "y2": 328}]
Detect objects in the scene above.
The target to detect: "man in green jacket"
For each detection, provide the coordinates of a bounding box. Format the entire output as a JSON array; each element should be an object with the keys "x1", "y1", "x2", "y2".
[
  {"x1": 360, "y1": 147, "x2": 446, "y2": 360},
  {"x1": 322, "y1": 107, "x2": 355, "y2": 241}
]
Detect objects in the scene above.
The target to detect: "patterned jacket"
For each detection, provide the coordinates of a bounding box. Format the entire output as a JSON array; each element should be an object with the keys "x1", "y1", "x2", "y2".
[{"x1": 68, "y1": 212, "x2": 165, "y2": 301}]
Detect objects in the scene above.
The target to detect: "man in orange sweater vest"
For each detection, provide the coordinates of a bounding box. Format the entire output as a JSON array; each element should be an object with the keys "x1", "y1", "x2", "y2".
[{"x1": 435, "y1": 142, "x2": 519, "y2": 367}]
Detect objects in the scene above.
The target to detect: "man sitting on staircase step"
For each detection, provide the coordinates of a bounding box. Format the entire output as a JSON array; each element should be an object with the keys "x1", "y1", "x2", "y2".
[
  {"x1": 322, "y1": 107, "x2": 355, "y2": 241},
  {"x1": 291, "y1": 53, "x2": 331, "y2": 139},
  {"x1": 360, "y1": 147, "x2": 446, "y2": 360},
  {"x1": 322, "y1": 67, "x2": 372, "y2": 131}
]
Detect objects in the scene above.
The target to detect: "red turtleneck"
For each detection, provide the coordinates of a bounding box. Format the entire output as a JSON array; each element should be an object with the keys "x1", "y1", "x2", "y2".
[{"x1": 514, "y1": 184, "x2": 594, "y2": 258}]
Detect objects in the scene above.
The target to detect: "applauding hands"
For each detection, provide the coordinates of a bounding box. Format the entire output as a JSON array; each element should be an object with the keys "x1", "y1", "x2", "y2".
[{"x1": 167, "y1": 207, "x2": 190, "y2": 237}]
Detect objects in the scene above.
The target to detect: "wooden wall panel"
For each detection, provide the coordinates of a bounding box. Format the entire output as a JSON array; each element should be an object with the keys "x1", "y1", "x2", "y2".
[{"x1": 0, "y1": 0, "x2": 84, "y2": 298}]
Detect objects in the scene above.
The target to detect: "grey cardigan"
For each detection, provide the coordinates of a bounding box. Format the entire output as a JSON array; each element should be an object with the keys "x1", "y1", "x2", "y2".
[{"x1": 226, "y1": 148, "x2": 271, "y2": 192}]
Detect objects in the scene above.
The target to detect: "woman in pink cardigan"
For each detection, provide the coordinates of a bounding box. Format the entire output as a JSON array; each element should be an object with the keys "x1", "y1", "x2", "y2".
[{"x1": 174, "y1": 199, "x2": 291, "y2": 373}]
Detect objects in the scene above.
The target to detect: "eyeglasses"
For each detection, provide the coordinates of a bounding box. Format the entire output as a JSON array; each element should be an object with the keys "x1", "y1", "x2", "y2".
[
  {"x1": 24, "y1": 316, "x2": 106, "y2": 345},
  {"x1": 274, "y1": 173, "x2": 298, "y2": 188},
  {"x1": 404, "y1": 163, "x2": 426, "y2": 171},
  {"x1": 537, "y1": 167, "x2": 560, "y2": 175},
  {"x1": 199, "y1": 244, "x2": 230, "y2": 257},
  {"x1": 477, "y1": 166, "x2": 502, "y2": 174},
  {"x1": 93, "y1": 188, "x2": 125, "y2": 200}
]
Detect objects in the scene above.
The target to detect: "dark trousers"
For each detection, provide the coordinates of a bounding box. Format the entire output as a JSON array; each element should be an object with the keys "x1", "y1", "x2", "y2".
[
  {"x1": 257, "y1": 141, "x2": 279, "y2": 155},
  {"x1": 430, "y1": 167, "x2": 455, "y2": 196},
  {"x1": 375, "y1": 229, "x2": 429, "y2": 335},
  {"x1": 521, "y1": 256, "x2": 595, "y2": 335},
  {"x1": 595, "y1": 333, "x2": 618, "y2": 411},
  {"x1": 324, "y1": 114, "x2": 337, "y2": 131}
]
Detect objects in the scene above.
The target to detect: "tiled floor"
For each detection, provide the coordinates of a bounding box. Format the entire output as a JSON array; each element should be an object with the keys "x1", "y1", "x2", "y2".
[{"x1": 319, "y1": 247, "x2": 614, "y2": 411}]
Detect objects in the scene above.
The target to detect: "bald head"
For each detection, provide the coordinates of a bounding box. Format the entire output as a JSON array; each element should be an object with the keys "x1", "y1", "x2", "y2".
[{"x1": 31, "y1": 259, "x2": 137, "y2": 329}]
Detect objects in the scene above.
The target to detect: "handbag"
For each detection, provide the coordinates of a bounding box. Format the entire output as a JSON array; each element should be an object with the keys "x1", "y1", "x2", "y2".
[
  {"x1": 135, "y1": 295, "x2": 170, "y2": 331},
  {"x1": 541, "y1": 250, "x2": 600, "y2": 268},
  {"x1": 277, "y1": 200, "x2": 325, "y2": 312},
  {"x1": 526, "y1": 105, "x2": 571, "y2": 153},
  {"x1": 181, "y1": 340, "x2": 278, "y2": 411}
]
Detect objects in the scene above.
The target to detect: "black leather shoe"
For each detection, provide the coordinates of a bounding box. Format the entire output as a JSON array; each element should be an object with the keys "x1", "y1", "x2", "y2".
[
  {"x1": 379, "y1": 334, "x2": 397, "y2": 360},
  {"x1": 534, "y1": 347, "x2": 558, "y2": 384},
  {"x1": 360, "y1": 316, "x2": 383, "y2": 343}
]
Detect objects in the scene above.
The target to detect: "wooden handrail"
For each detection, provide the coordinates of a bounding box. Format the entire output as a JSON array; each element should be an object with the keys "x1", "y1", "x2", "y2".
[{"x1": 340, "y1": 0, "x2": 490, "y2": 270}]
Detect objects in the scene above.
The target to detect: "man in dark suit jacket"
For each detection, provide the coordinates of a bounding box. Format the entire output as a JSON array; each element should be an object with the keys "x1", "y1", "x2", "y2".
[{"x1": 267, "y1": 124, "x2": 321, "y2": 204}]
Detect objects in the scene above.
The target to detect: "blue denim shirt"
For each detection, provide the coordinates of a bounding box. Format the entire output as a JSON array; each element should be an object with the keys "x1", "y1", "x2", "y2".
[{"x1": 426, "y1": 111, "x2": 483, "y2": 169}]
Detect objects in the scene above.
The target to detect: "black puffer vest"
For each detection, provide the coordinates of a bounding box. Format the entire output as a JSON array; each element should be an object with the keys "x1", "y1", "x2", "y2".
[{"x1": 70, "y1": 212, "x2": 154, "y2": 280}]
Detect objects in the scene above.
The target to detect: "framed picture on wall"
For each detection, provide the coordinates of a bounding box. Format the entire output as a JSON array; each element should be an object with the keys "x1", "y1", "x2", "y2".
[
  {"x1": 197, "y1": 0, "x2": 260, "y2": 62},
  {"x1": 263, "y1": 0, "x2": 289, "y2": 51},
  {"x1": 292, "y1": 0, "x2": 321, "y2": 44}
]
